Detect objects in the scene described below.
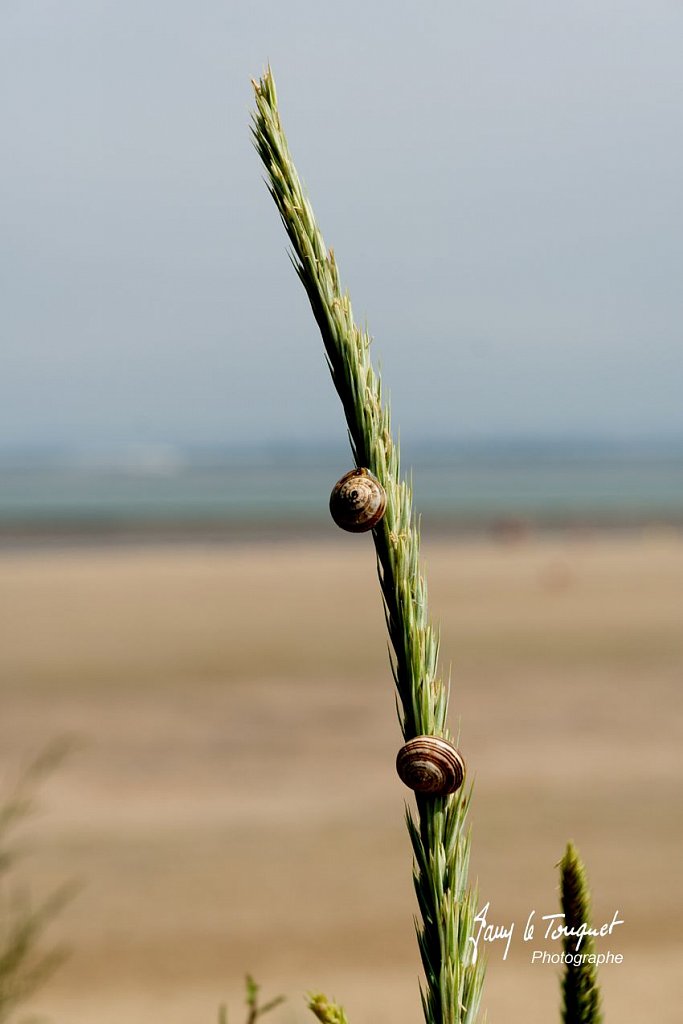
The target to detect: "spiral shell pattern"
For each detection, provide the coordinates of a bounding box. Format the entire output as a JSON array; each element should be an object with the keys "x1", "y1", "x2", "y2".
[
  {"x1": 396, "y1": 736, "x2": 466, "y2": 796},
  {"x1": 329, "y1": 468, "x2": 387, "y2": 533}
]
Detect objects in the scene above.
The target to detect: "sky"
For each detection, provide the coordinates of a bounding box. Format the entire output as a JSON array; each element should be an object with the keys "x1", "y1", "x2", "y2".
[{"x1": 2, "y1": 0, "x2": 682, "y2": 454}]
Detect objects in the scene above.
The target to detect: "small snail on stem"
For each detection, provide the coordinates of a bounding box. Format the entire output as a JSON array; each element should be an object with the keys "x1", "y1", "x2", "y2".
[
  {"x1": 329, "y1": 468, "x2": 387, "y2": 533},
  {"x1": 396, "y1": 736, "x2": 466, "y2": 797}
]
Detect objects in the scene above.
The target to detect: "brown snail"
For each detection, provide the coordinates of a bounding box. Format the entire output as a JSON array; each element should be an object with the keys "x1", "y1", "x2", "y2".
[
  {"x1": 396, "y1": 736, "x2": 466, "y2": 796},
  {"x1": 329, "y1": 468, "x2": 387, "y2": 533}
]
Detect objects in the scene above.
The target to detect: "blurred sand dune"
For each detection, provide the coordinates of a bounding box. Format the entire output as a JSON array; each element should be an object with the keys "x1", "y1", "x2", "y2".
[{"x1": 1, "y1": 533, "x2": 682, "y2": 1023}]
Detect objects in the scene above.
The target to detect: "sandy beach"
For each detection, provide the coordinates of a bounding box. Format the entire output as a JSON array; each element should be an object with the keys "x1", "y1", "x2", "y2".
[{"x1": 1, "y1": 532, "x2": 682, "y2": 1024}]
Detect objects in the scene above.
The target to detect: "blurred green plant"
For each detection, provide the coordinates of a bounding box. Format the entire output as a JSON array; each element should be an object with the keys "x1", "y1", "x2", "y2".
[
  {"x1": 559, "y1": 844, "x2": 603, "y2": 1024},
  {"x1": 218, "y1": 975, "x2": 285, "y2": 1024},
  {"x1": 0, "y1": 742, "x2": 78, "y2": 1024}
]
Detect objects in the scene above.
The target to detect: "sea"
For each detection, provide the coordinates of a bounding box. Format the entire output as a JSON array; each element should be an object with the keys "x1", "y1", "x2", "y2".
[{"x1": 1, "y1": 442, "x2": 682, "y2": 546}]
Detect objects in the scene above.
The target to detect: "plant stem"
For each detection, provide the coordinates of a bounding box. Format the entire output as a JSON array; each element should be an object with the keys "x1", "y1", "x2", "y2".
[{"x1": 251, "y1": 68, "x2": 484, "y2": 1024}]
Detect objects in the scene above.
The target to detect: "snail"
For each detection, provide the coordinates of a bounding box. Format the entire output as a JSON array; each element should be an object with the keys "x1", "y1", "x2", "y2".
[
  {"x1": 396, "y1": 735, "x2": 466, "y2": 796},
  {"x1": 329, "y1": 468, "x2": 387, "y2": 533}
]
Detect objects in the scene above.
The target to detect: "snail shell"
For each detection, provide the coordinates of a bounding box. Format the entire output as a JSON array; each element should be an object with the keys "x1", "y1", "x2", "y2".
[
  {"x1": 329, "y1": 468, "x2": 387, "y2": 533},
  {"x1": 396, "y1": 736, "x2": 466, "y2": 796}
]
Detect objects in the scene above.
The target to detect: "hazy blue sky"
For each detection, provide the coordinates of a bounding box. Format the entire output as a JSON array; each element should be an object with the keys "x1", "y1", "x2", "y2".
[{"x1": 2, "y1": 1, "x2": 682, "y2": 453}]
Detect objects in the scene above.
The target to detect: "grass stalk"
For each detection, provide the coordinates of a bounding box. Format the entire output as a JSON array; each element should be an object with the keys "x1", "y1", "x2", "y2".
[
  {"x1": 251, "y1": 67, "x2": 485, "y2": 1024},
  {"x1": 559, "y1": 844, "x2": 603, "y2": 1024}
]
